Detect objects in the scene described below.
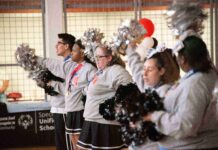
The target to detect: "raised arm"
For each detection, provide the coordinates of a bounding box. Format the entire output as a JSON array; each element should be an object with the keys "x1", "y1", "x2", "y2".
[{"x1": 126, "y1": 44, "x2": 145, "y2": 92}]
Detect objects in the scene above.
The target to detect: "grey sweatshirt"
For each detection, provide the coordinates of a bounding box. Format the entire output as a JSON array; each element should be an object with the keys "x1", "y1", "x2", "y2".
[
  {"x1": 83, "y1": 65, "x2": 133, "y2": 125},
  {"x1": 40, "y1": 57, "x2": 76, "y2": 113},
  {"x1": 64, "y1": 61, "x2": 96, "y2": 112},
  {"x1": 151, "y1": 70, "x2": 218, "y2": 149}
]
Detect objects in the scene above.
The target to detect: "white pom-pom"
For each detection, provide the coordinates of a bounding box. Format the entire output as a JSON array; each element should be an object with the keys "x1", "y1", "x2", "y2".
[{"x1": 135, "y1": 37, "x2": 154, "y2": 61}]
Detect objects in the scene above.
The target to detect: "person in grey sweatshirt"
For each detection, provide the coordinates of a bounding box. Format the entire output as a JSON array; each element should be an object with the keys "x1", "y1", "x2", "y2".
[
  {"x1": 64, "y1": 39, "x2": 97, "y2": 150},
  {"x1": 126, "y1": 43, "x2": 180, "y2": 150},
  {"x1": 77, "y1": 44, "x2": 133, "y2": 150},
  {"x1": 41, "y1": 33, "x2": 76, "y2": 150},
  {"x1": 143, "y1": 36, "x2": 218, "y2": 150}
]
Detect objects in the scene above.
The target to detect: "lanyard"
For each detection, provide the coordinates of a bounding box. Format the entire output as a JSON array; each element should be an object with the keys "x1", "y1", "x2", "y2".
[
  {"x1": 64, "y1": 55, "x2": 71, "y2": 62},
  {"x1": 67, "y1": 63, "x2": 83, "y2": 92},
  {"x1": 179, "y1": 69, "x2": 198, "y2": 83},
  {"x1": 88, "y1": 69, "x2": 103, "y2": 85},
  {"x1": 96, "y1": 69, "x2": 103, "y2": 76}
]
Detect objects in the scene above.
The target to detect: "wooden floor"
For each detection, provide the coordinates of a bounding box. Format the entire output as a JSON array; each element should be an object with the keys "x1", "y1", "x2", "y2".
[{"x1": 2, "y1": 146, "x2": 56, "y2": 150}]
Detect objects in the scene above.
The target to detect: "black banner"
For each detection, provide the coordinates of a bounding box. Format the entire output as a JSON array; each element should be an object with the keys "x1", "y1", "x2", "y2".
[{"x1": 0, "y1": 110, "x2": 55, "y2": 148}]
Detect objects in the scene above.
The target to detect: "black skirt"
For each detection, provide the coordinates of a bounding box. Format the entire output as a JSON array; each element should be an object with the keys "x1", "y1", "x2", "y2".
[
  {"x1": 77, "y1": 120, "x2": 127, "y2": 150},
  {"x1": 65, "y1": 110, "x2": 84, "y2": 134}
]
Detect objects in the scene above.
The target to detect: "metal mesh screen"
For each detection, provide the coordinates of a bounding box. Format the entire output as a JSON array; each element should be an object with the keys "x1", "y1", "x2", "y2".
[
  {"x1": 65, "y1": 0, "x2": 135, "y2": 40},
  {"x1": 65, "y1": 0, "x2": 217, "y2": 78},
  {"x1": 0, "y1": 0, "x2": 45, "y2": 101},
  {"x1": 65, "y1": 0, "x2": 214, "y2": 57}
]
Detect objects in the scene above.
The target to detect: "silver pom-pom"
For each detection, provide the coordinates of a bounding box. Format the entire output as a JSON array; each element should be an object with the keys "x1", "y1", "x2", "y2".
[
  {"x1": 15, "y1": 43, "x2": 39, "y2": 71},
  {"x1": 166, "y1": 0, "x2": 207, "y2": 37},
  {"x1": 110, "y1": 19, "x2": 146, "y2": 55},
  {"x1": 81, "y1": 28, "x2": 105, "y2": 63},
  {"x1": 15, "y1": 44, "x2": 65, "y2": 96},
  {"x1": 15, "y1": 43, "x2": 44, "y2": 79}
]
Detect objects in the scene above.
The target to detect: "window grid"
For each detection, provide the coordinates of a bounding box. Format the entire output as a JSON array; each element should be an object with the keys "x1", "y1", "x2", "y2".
[
  {"x1": 66, "y1": 0, "x2": 212, "y2": 53},
  {"x1": 66, "y1": 0, "x2": 135, "y2": 41},
  {"x1": 0, "y1": 0, "x2": 45, "y2": 101}
]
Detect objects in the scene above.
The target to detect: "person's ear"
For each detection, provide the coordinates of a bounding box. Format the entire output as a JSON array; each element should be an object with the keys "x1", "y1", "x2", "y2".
[
  {"x1": 64, "y1": 43, "x2": 69, "y2": 50},
  {"x1": 160, "y1": 67, "x2": 166, "y2": 76},
  {"x1": 107, "y1": 55, "x2": 112, "y2": 62},
  {"x1": 178, "y1": 55, "x2": 186, "y2": 66},
  {"x1": 81, "y1": 50, "x2": 85, "y2": 57}
]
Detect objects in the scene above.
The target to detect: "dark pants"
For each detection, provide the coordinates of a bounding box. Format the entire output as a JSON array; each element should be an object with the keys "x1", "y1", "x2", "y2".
[{"x1": 53, "y1": 113, "x2": 67, "y2": 150}]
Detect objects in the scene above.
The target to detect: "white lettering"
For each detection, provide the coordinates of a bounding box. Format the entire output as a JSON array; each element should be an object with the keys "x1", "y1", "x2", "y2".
[
  {"x1": 39, "y1": 125, "x2": 54, "y2": 131},
  {"x1": 39, "y1": 118, "x2": 54, "y2": 124},
  {"x1": 38, "y1": 112, "x2": 52, "y2": 118}
]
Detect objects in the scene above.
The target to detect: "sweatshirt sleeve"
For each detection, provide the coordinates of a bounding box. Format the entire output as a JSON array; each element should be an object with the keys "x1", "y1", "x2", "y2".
[
  {"x1": 50, "y1": 80, "x2": 66, "y2": 96},
  {"x1": 42, "y1": 59, "x2": 75, "y2": 95},
  {"x1": 126, "y1": 45, "x2": 145, "y2": 92},
  {"x1": 83, "y1": 65, "x2": 97, "y2": 95},
  {"x1": 37, "y1": 56, "x2": 75, "y2": 77},
  {"x1": 151, "y1": 79, "x2": 208, "y2": 139},
  {"x1": 111, "y1": 65, "x2": 133, "y2": 90}
]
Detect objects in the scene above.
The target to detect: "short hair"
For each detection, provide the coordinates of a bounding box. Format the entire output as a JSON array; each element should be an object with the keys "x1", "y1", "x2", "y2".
[
  {"x1": 58, "y1": 33, "x2": 75, "y2": 50},
  {"x1": 150, "y1": 49, "x2": 180, "y2": 84},
  {"x1": 179, "y1": 36, "x2": 213, "y2": 73}
]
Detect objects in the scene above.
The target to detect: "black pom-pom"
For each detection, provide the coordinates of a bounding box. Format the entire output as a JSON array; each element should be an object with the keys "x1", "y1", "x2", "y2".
[
  {"x1": 143, "y1": 89, "x2": 164, "y2": 115},
  {"x1": 99, "y1": 97, "x2": 116, "y2": 120},
  {"x1": 146, "y1": 122, "x2": 164, "y2": 141},
  {"x1": 36, "y1": 68, "x2": 65, "y2": 83},
  {"x1": 33, "y1": 68, "x2": 65, "y2": 96},
  {"x1": 115, "y1": 108, "x2": 129, "y2": 125},
  {"x1": 120, "y1": 123, "x2": 147, "y2": 146},
  {"x1": 115, "y1": 83, "x2": 141, "y2": 104},
  {"x1": 113, "y1": 83, "x2": 165, "y2": 146},
  {"x1": 44, "y1": 86, "x2": 59, "y2": 96},
  {"x1": 115, "y1": 83, "x2": 143, "y2": 123}
]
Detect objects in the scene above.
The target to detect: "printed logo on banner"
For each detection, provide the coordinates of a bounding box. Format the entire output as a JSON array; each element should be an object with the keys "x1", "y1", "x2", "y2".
[
  {"x1": 38, "y1": 112, "x2": 54, "y2": 131},
  {"x1": 18, "y1": 114, "x2": 33, "y2": 129}
]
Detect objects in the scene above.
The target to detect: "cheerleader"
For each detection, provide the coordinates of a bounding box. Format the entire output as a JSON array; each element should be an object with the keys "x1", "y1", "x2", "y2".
[
  {"x1": 38, "y1": 33, "x2": 76, "y2": 150},
  {"x1": 126, "y1": 42, "x2": 180, "y2": 150},
  {"x1": 77, "y1": 44, "x2": 133, "y2": 150},
  {"x1": 39, "y1": 39, "x2": 96, "y2": 150},
  {"x1": 65, "y1": 39, "x2": 97, "y2": 150},
  {"x1": 143, "y1": 35, "x2": 218, "y2": 150}
]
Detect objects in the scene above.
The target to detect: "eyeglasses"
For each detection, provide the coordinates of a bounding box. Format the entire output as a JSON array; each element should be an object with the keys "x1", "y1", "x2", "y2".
[
  {"x1": 95, "y1": 55, "x2": 109, "y2": 60},
  {"x1": 57, "y1": 41, "x2": 66, "y2": 45}
]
